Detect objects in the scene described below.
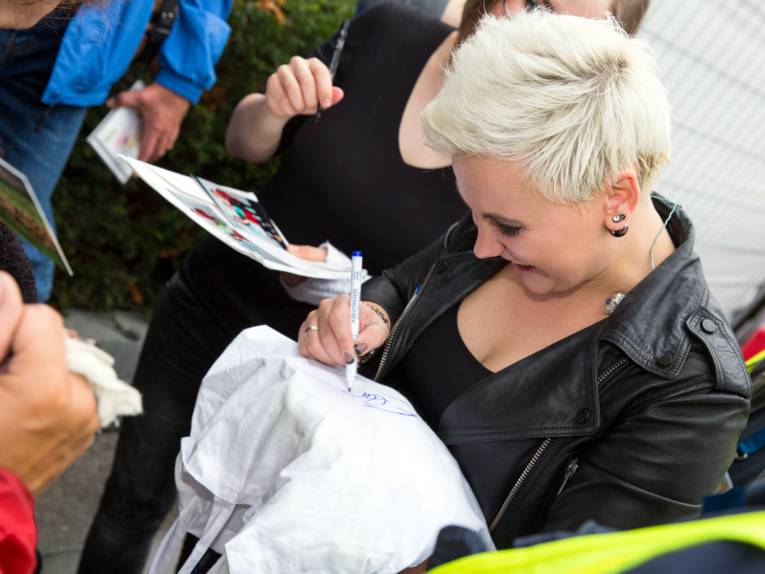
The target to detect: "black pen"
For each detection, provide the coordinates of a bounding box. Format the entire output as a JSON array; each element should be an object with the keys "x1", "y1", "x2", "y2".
[{"x1": 315, "y1": 19, "x2": 350, "y2": 122}]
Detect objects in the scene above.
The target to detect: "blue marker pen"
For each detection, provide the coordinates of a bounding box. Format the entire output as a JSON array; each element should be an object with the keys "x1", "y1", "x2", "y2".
[{"x1": 346, "y1": 251, "x2": 363, "y2": 390}]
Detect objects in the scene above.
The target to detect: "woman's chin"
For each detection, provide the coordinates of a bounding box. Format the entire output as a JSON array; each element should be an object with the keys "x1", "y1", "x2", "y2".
[{"x1": 513, "y1": 267, "x2": 556, "y2": 296}]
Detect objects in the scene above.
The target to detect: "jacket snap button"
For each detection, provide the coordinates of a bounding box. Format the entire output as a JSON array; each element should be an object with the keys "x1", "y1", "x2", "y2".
[
  {"x1": 575, "y1": 408, "x2": 591, "y2": 424},
  {"x1": 435, "y1": 260, "x2": 449, "y2": 273},
  {"x1": 656, "y1": 353, "x2": 673, "y2": 368},
  {"x1": 700, "y1": 318, "x2": 717, "y2": 334}
]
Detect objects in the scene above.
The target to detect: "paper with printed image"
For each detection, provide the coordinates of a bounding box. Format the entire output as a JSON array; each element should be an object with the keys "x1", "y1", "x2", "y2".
[
  {"x1": 87, "y1": 80, "x2": 144, "y2": 184},
  {"x1": 0, "y1": 157, "x2": 72, "y2": 275},
  {"x1": 194, "y1": 176, "x2": 289, "y2": 251},
  {"x1": 123, "y1": 157, "x2": 349, "y2": 280}
]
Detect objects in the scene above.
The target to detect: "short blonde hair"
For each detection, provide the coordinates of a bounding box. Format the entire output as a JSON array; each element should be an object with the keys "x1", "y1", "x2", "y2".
[{"x1": 423, "y1": 11, "x2": 671, "y2": 203}]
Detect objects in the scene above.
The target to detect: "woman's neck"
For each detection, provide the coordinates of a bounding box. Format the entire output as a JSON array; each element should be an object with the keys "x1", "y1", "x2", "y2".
[{"x1": 592, "y1": 200, "x2": 677, "y2": 298}]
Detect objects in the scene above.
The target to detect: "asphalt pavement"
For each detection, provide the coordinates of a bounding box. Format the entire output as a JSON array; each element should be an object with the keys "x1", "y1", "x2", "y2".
[{"x1": 36, "y1": 310, "x2": 178, "y2": 573}]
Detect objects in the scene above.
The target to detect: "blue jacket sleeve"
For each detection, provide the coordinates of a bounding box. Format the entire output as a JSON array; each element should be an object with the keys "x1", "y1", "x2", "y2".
[{"x1": 155, "y1": 0, "x2": 233, "y2": 103}]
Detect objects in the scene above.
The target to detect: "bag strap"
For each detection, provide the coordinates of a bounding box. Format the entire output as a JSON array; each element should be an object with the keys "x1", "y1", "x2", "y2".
[{"x1": 135, "y1": 0, "x2": 179, "y2": 64}]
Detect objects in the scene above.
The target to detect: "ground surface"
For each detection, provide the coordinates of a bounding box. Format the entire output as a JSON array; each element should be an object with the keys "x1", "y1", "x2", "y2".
[{"x1": 36, "y1": 310, "x2": 178, "y2": 573}]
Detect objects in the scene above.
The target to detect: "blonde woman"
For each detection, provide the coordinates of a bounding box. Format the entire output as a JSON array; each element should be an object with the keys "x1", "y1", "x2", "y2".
[
  {"x1": 300, "y1": 12, "x2": 750, "y2": 544},
  {"x1": 86, "y1": 2, "x2": 652, "y2": 571}
]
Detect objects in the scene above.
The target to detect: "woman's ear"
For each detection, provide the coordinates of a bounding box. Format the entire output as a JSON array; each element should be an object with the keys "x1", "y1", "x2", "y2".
[{"x1": 603, "y1": 170, "x2": 641, "y2": 234}]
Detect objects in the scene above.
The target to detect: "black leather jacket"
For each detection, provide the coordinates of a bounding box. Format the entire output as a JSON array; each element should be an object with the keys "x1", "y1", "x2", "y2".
[{"x1": 362, "y1": 197, "x2": 751, "y2": 548}]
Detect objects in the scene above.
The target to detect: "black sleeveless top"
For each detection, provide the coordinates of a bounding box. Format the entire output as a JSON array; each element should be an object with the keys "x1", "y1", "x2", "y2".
[
  {"x1": 258, "y1": 5, "x2": 465, "y2": 274},
  {"x1": 402, "y1": 304, "x2": 492, "y2": 428}
]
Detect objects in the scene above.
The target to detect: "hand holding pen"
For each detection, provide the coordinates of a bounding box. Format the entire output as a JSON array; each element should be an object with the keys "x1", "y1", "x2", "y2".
[
  {"x1": 263, "y1": 27, "x2": 347, "y2": 121},
  {"x1": 316, "y1": 19, "x2": 350, "y2": 121},
  {"x1": 298, "y1": 289, "x2": 391, "y2": 374},
  {"x1": 345, "y1": 251, "x2": 364, "y2": 389}
]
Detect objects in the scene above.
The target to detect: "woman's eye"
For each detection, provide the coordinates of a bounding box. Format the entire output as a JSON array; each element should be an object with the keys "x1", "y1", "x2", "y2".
[{"x1": 489, "y1": 220, "x2": 521, "y2": 237}]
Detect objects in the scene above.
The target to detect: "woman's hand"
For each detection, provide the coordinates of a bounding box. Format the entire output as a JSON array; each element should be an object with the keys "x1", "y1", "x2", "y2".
[
  {"x1": 265, "y1": 56, "x2": 344, "y2": 119},
  {"x1": 299, "y1": 295, "x2": 390, "y2": 366},
  {"x1": 281, "y1": 244, "x2": 328, "y2": 287},
  {"x1": 227, "y1": 55, "x2": 345, "y2": 163}
]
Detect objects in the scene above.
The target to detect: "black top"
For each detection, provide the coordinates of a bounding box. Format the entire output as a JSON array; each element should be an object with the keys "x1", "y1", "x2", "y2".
[
  {"x1": 259, "y1": 5, "x2": 466, "y2": 274},
  {"x1": 402, "y1": 303, "x2": 491, "y2": 427},
  {"x1": 361, "y1": 201, "x2": 751, "y2": 543}
]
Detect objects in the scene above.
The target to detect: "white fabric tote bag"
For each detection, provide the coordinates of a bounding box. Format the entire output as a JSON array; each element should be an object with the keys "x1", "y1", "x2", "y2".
[{"x1": 148, "y1": 326, "x2": 492, "y2": 574}]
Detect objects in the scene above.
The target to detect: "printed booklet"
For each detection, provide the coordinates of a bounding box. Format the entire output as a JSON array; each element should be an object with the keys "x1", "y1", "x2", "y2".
[
  {"x1": 123, "y1": 157, "x2": 349, "y2": 280},
  {"x1": 87, "y1": 80, "x2": 144, "y2": 184},
  {"x1": 0, "y1": 157, "x2": 73, "y2": 275}
]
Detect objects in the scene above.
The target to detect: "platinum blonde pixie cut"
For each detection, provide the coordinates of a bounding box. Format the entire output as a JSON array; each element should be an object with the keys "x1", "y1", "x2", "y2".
[{"x1": 422, "y1": 11, "x2": 671, "y2": 204}]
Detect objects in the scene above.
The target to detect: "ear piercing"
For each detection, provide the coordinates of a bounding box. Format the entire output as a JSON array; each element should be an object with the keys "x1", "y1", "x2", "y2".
[{"x1": 609, "y1": 214, "x2": 628, "y2": 237}]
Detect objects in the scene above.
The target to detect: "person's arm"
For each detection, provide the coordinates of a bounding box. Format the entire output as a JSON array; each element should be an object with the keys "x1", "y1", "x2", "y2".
[
  {"x1": 227, "y1": 14, "x2": 356, "y2": 163},
  {"x1": 0, "y1": 272, "x2": 100, "y2": 496},
  {"x1": 226, "y1": 55, "x2": 344, "y2": 163},
  {"x1": 109, "y1": 0, "x2": 233, "y2": 162},
  {"x1": 538, "y1": 371, "x2": 749, "y2": 534},
  {"x1": 0, "y1": 468, "x2": 36, "y2": 574},
  {"x1": 298, "y1": 216, "x2": 469, "y2": 365}
]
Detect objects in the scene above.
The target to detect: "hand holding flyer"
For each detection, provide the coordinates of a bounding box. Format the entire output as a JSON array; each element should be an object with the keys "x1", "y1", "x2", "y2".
[{"x1": 122, "y1": 157, "x2": 350, "y2": 280}]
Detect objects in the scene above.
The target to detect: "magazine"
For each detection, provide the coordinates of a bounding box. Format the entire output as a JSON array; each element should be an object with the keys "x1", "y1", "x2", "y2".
[
  {"x1": 122, "y1": 157, "x2": 349, "y2": 280},
  {"x1": 0, "y1": 157, "x2": 73, "y2": 275}
]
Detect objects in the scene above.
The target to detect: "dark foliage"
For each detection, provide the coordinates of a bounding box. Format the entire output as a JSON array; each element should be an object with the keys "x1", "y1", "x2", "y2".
[{"x1": 51, "y1": 0, "x2": 353, "y2": 309}]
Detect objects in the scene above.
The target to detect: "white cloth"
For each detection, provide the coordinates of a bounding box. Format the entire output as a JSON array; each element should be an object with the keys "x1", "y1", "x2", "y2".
[
  {"x1": 149, "y1": 326, "x2": 492, "y2": 574},
  {"x1": 280, "y1": 242, "x2": 369, "y2": 306},
  {"x1": 65, "y1": 337, "x2": 143, "y2": 428}
]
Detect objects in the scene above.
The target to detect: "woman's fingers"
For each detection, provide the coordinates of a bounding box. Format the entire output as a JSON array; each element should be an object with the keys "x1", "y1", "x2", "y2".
[
  {"x1": 327, "y1": 295, "x2": 356, "y2": 364},
  {"x1": 265, "y1": 73, "x2": 295, "y2": 118},
  {"x1": 331, "y1": 86, "x2": 345, "y2": 106},
  {"x1": 276, "y1": 64, "x2": 305, "y2": 113},
  {"x1": 287, "y1": 244, "x2": 328, "y2": 262},
  {"x1": 267, "y1": 56, "x2": 341, "y2": 119},
  {"x1": 308, "y1": 57, "x2": 334, "y2": 110},
  {"x1": 299, "y1": 296, "x2": 391, "y2": 368},
  {"x1": 299, "y1": 312, "x2": 334, "y2": 365},
  {"x1": 290, "y1": 56, "x2": 318, "y2": 112},
  {"x1": 354, "y1": 304, "x2": 390, "y2": 356}
]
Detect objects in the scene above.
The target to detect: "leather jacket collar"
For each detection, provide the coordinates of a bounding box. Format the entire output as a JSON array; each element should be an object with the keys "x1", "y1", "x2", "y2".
[{"x1": 375, "y1": 195, "x2": 750, "y2": 443}]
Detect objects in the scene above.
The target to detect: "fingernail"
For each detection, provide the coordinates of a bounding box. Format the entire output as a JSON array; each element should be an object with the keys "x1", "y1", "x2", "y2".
[
  {"x1": 354, "y1": 343, "x2": 367, "y2": 356},
  {"x1": 343, "y1": 352, "x2": 355, "y2": 364}
]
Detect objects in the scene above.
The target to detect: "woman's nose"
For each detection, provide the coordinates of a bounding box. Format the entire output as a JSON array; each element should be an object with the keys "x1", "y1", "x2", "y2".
[{"x1": 473, "y1": 227, "x2": 504, "y2": 259}]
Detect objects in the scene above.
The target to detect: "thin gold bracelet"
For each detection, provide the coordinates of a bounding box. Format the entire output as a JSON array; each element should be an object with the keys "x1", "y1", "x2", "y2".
[{"x1": 364, "y1": 302, "x2": 390, "y2": 326}]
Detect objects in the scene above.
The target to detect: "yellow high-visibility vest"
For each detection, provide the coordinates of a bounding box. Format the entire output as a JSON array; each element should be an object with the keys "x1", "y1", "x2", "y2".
[{"x1": 430, "y1": 511, "x2": 765, "y2": 574}]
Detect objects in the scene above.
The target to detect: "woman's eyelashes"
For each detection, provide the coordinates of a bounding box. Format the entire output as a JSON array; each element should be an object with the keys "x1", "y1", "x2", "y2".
[{"x1": 488, "y1": 218, "x2": 522, "y2": 237}]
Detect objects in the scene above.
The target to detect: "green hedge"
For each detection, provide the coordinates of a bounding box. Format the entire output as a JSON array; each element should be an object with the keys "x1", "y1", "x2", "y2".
[{"x1": 51, "y1": 0, "x2": 354, "y2": 310}]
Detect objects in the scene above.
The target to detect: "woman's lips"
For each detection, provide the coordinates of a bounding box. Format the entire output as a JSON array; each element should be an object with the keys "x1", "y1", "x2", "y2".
[{"x1": 514, "y1": 263, "x2": 536, "y2": 272}]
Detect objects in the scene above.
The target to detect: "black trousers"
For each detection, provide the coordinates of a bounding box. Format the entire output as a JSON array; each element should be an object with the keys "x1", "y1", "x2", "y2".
[{"x1": 78, "y1": 238, "x2": 312, "y2": 574}]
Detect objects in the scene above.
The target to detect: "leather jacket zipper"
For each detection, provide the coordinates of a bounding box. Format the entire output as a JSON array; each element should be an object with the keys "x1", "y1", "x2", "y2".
[
  {"x1": 489, "y1": 438, "x2": 551, "y2": 531},
  {"x1": 555, "y1": 457, "x2": 579, "y2": 497},
  {"x1": 374, "y1": 265, "x2": 436, "y2": 381},
  {"x1": 489, "y1": 357, "x2": 629, "y2": 533}
]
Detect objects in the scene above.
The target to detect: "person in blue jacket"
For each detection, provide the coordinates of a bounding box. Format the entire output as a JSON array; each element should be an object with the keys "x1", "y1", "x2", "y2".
[{"x1": 0, "y1": 0, "x2": 232, "y2": 302}]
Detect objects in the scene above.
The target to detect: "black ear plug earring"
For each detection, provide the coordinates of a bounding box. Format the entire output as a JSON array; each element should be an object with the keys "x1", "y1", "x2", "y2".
[{"x1": 609, "y1": 214, "x2": 628, "y2": 237}]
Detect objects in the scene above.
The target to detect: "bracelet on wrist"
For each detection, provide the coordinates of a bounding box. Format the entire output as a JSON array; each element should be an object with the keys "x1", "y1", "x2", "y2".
[{"x1": 364, "y1": 302, "x2": 390, "y2": 327}]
